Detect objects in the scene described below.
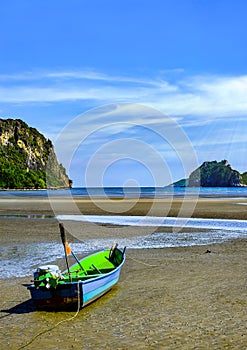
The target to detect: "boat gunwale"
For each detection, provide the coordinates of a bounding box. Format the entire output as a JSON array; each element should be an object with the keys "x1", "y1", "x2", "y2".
[
  {"x1": 29, "y1": 247, "x2": 126, "y2": 287},
  {"x1": 61, "y1": 247, "x2": 126, "y2": 285}
]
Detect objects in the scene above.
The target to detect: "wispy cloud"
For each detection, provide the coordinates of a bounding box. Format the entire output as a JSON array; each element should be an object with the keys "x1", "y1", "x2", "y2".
[
  {"x1": 0, "y1": 69, "x2": 176, "y2": 90},
  {"x1": 0, "y1": 69, "x2": 247, "y2": 122}
]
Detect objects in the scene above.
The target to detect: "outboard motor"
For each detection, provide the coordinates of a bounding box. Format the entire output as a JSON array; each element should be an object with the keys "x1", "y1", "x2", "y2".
[{"x1": 34, "y1": 265, "x2": 61, "y2": 288}]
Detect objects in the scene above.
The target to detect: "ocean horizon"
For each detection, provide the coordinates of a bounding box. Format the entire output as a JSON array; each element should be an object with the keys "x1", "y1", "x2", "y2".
[{"x1": 0, "y1": 186, "x2": 247, "y2": 198}]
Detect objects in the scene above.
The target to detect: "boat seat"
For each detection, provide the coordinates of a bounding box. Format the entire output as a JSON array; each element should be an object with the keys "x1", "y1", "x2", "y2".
[{"x1": 92, "y1": 264, "x2": 101, "y2": 274}]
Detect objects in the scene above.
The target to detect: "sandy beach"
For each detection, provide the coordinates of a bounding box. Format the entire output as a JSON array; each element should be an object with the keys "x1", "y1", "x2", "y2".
[{"x1": 0, "y1": 197, "x2": 247, "y2": 349}]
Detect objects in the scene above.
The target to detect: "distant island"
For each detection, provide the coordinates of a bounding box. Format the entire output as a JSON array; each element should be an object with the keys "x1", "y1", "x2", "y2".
[
  {"x1": 0, "y1": 118, "x2": 71, "y2": 189},
  {"x1": 173, "y1": 160, "x2": 247, "y2": 187}
]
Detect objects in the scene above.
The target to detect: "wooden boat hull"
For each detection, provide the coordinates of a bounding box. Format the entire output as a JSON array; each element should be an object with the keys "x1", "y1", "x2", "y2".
[{"x1": 28, "y1": 247, "x2": 126, "y2": 310}]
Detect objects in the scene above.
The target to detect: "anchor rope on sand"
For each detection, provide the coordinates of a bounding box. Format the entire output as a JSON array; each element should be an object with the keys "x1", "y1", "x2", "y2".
[
  {"x1": 17, "y1": 254, "x2": 155, "y2": 349},
  {"x1": 17, "y1": 280, "x2": 81, "y2": 350},
  {"x1": 127, "y1": 254, "x2": 159, "y2": 267}
]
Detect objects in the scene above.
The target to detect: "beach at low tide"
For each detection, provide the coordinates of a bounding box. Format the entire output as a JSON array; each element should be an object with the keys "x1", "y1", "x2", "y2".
[{"x1": 0, "y1": 196, "x2": 247, "y2": 349}]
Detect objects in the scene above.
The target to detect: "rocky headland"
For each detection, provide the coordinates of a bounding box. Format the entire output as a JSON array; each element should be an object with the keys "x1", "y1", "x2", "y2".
[
  {"x1": 0, "y1": 118, "x2": 71, "y2": 189},
  {"x1": 173, "y1": 160, "x2": 246, "y2": 187}
]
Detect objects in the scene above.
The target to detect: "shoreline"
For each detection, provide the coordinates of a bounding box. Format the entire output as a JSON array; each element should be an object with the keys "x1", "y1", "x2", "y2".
[
  {"x1": 0, "y1": 196, "x2": 246, "y2": 220},
  {"x1": 0, "y1": 196, "x2": 247, "y2": 349}
]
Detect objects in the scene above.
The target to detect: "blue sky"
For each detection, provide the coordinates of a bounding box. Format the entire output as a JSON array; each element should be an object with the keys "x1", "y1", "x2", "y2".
[{"x1": 0, "y1": 0, "x2": 246, "y2": 186}]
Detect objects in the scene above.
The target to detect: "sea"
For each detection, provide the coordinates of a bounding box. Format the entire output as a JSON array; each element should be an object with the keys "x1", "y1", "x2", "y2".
[
  {"x1": 0, "y1": 186, "x2": 247, "y2": 198},
  {"x1": 1, "y1": 186, "x2": 247, "y2": 278}
]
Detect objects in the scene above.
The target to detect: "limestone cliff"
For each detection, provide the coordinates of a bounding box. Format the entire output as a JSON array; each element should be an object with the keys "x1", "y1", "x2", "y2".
[
  {"x1": 0, "y1": 118, "x2": 70, "y2": 189},
  {"x1": 188, "y1": 160, "x2": 243, "y2": 187}
]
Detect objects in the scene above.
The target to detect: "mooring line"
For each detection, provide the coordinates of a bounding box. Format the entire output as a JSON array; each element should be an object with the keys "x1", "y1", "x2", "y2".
[
  {"x1": 127, "y1": 255, "x2": 160, "y2": 267},
  {"x1": 17, "y1": 281, "x2": 81, "y2": 350}
]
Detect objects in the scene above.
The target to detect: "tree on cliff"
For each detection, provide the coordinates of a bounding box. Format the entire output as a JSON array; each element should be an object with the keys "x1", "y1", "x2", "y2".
[
  {"x1": 242, "y1": 172, "x2": 247, "y2": 185},
  {"x1": 0, "y1": 118, "x2": 70, "y2": 189},
  {"x1": 188, "y1": 160, "x2": 242, "y2": 187}
]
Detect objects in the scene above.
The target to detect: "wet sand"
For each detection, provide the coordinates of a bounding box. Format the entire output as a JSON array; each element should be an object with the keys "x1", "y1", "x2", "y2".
[
  {"x1": 0, "y1": 197, "x2": 247, "y2": 349},
  {"x1": 0, "y1": 196, "x2": 247, "y2": 219}
]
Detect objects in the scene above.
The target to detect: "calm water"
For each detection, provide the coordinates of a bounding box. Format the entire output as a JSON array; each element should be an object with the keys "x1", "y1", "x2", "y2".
[{"x1": 0, "y1": 186, "x2": 247, "y2": 198}]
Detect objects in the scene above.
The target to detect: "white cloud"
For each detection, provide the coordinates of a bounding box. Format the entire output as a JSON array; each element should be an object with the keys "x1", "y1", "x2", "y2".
[
  {"x1": 147, "y1": 74, "x2": 247, "y2": 120},
  {"x1": 0, "y1": 69, "x2": 247, "y2": 122}
]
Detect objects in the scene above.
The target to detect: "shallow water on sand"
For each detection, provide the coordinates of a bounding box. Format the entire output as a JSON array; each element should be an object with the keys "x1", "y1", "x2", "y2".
[
  {"x1": 1, "y1": 215, "x2": 246, "y2": 279},
  {"x1": 58, "y1": 214, "x2": 247, "y2": 231}
]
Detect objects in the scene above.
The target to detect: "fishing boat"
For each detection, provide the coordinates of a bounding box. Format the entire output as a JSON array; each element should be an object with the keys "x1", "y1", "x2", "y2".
[{"x1": 27, "y1": 224, "x2": 126, "y2": 310}]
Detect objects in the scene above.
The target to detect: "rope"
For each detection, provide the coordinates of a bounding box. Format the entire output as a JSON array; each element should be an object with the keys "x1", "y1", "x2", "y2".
[
  {"x1": 127, "y1": 255, "x2": 159, "y2": 267},
  {"x1": 17, "y1": 254, "x2": 156, "y2": 349},
  {"x1": 17, "y1": 280, "x2": 81, "y2": 350}
]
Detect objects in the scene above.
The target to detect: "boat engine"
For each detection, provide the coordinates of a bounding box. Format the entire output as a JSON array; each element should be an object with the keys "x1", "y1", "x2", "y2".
[{"x1": 34, "y1": 265, "x2": 61, "y2": 288}]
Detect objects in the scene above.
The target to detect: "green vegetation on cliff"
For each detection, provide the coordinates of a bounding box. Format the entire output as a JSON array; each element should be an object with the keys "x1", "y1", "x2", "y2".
[
  {"x1": 0, "y1": 118, "x2": 70, "y2": 189},
  {"x1": 242, "y1": 172, "x2": 247, "y2": 185},
  {"x1": 173, "y1": 160, "x2": 246, "y2": 187},
  {"x1": 188, "y1": 160, "x2": 242, "y2": 187},
  {"x1": 183, "y1": 160, "x2": 243, "y2": 187}
]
